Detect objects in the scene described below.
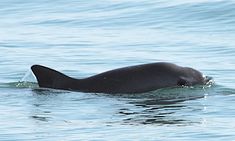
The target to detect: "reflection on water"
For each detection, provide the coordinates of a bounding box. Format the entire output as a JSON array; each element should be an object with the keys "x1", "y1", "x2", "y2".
[
  {"x1": 30, "y1": 115, "x2": 51, "y2": 122},
  {"x1": 27, "y1": 86, "x2": 207, "y2": 126},
  {"x1": 111, "y1": 87, "x2": 209, "y2": 125}
]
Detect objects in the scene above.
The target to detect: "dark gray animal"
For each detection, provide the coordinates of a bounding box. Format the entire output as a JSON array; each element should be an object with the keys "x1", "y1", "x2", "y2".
[{"x1": 31, "y1": 62, "x2": 210, "y2": 94}]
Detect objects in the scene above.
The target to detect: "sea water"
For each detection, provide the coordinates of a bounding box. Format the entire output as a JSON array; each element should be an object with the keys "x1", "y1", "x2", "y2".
[{"x1": 0, "y1": 0, "x2": 235, "y2": 140}]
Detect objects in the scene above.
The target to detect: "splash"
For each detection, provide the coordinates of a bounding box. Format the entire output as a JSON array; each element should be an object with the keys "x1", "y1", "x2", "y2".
[{"x1": 15, "y1": 69, "x2": 38, "y2": 88}]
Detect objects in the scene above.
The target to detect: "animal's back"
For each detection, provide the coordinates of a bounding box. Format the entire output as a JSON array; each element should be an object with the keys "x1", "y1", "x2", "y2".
[{"x1": 81, "y1": 62, "x2": 181, "y2": 93}]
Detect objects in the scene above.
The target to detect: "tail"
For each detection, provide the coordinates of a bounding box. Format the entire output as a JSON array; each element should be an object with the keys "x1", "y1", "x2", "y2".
[{"x1": 31, "y1": 65, "x2": 72, "y2": 90}]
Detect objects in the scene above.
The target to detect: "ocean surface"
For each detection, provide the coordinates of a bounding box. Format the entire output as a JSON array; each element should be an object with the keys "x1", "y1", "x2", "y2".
[{"x1": 1, "y1": 0, "x2": 235, "y2": 140}]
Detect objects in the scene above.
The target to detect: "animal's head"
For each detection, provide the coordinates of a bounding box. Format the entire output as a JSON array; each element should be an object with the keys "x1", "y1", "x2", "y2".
[{"x1": 177, "y1": 67, "x2": 211, "y2": 86}]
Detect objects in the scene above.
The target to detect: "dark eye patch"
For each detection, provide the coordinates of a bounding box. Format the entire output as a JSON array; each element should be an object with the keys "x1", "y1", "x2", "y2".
[{"x1": 177, "y1": 78, "x2": 188, "y2": 86}]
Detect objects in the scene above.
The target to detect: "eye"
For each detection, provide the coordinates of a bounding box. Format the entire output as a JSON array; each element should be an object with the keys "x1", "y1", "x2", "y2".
[{"x1": 177, "y1": 78, "x2": 187, "y2": 86}]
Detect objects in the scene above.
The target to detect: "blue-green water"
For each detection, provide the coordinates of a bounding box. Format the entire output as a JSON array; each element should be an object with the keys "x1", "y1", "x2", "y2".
[{"x1": 1, "y1": 0, "x2": 235, "y2": 140}]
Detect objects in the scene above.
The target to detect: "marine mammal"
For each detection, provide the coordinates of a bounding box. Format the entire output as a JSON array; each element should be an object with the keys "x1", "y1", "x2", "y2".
[{"x1": 31, "y1": 62, "x2": 210, "y2": 94}]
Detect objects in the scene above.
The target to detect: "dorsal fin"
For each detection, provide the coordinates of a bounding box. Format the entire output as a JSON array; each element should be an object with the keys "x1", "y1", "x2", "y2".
[{"x1": 31, "y1": 65, "x2": 71, "y2": 89}]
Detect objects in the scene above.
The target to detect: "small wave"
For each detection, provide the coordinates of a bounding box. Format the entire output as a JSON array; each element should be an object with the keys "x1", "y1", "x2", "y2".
[{"x1": 0, "y1": 81, "x2": 38, "y2": 89}]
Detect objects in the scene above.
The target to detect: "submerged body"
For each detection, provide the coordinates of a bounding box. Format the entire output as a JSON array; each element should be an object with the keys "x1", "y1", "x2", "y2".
[{"x1": 31, "y1": 62, "x2": 208, "y2": 94}]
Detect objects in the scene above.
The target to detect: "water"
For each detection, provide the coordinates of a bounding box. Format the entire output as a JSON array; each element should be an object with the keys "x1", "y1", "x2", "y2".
[{"x1": 1, "y1": 0, "x2": 235, "y2": 140}]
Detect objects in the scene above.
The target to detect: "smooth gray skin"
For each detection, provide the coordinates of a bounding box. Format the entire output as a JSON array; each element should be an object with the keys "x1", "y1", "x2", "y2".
[{"x1": 31, "y1": 62, "x2": 208, "y2": 94}]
